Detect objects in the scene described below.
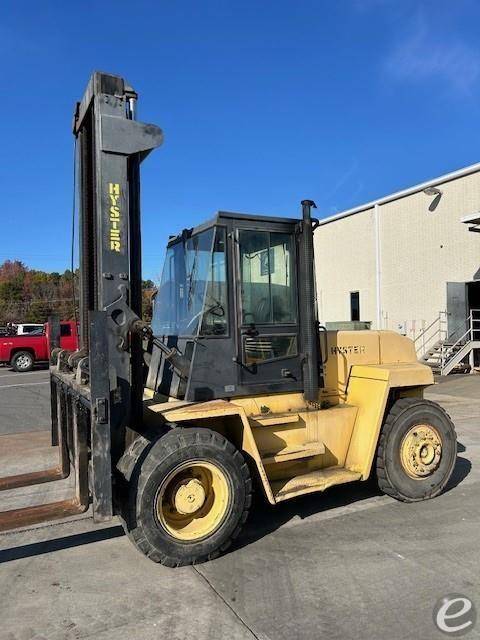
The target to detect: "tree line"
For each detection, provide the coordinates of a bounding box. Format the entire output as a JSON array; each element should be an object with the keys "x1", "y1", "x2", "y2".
[{"x1": 0, "y1": 260, "x2": 156, "y2": 325}]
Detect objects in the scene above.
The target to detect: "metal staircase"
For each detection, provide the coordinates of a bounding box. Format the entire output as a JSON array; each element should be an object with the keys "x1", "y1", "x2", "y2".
[{"x1": 415, "y1": 310, "x2": 480, "y2": 375}]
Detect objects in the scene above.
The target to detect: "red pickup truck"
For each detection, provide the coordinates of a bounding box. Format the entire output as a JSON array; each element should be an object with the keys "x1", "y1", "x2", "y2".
[{"x1": 0, "y1": 321, "x2": 78, "y2": 372}]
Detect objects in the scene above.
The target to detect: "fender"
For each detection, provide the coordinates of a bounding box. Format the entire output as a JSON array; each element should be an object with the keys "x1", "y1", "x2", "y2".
[{"x1": 344, "y1": 362, "x2": 433, "y2": 479}]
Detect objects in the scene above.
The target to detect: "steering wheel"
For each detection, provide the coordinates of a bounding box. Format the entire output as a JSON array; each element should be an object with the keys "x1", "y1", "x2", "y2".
[{"x1": 185, "y1": 300, "x2": 225, "y2": 330}]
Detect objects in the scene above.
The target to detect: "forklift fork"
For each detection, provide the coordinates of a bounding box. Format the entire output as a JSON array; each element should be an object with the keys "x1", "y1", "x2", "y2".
[{"x1": 0, "y1": 375, "x2": 90, "y2": 532}]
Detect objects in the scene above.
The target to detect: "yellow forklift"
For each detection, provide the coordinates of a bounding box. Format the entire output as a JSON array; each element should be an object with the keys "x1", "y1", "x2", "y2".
[{"x1": 0, "y1": 72, "x2": 457, "y2": 567}]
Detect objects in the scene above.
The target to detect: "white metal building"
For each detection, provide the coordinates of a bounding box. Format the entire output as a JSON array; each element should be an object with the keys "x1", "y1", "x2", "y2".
[{"x1": 314, "y1": 162, "x2": 480, "y2": 371}]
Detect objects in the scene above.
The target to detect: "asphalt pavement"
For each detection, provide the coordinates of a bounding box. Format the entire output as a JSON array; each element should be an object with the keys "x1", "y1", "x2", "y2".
[
  {"x1": 0, "y1": 374, "x2": 479, "y2": 640},
  {"x1": 0, "y1": 367, "x2": 50, "y2": 435}
]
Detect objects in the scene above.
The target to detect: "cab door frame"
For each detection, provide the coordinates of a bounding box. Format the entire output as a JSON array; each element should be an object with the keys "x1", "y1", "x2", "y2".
[{"x1": 231, "y1": 218, "x2": 304, "y2": 395}]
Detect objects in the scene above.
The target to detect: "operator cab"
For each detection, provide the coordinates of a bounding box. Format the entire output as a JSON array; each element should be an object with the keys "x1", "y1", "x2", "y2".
[{"x1": 148, "y1": 211, "x2": 317, "y2": 401}]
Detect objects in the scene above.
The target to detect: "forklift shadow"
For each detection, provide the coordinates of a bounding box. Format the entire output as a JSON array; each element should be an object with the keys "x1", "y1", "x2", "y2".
[
  {"x1": 443, "y1": 454, "x2": 471, "y2": 493},
  {"x1": 0, "y1": 524, "x2": 125, "y2": 564},
  {"x1": 232, "y1": 450, "x2": 471, "y2": 554},
  {"x1": 235, "y1": 478, "x2": 383, "y2": 553}
]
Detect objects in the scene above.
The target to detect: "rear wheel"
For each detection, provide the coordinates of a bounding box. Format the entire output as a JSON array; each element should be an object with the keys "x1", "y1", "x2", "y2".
[
  {"x1": 376, "y1": 398, "x2": 457, "y2": 502},
  {"x1": 123, "y1": 427, "x2": 252, "y2": 566},
  {"x1": 11, "y1": 351, "x2": 34, "y2": 372}
]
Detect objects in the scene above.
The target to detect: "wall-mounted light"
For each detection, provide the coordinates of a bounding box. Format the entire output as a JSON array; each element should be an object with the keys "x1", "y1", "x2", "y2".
[
  {"x1": 423, "y1": 186, "x2": 442, "y2": 197},
  {"x1": 423, "y1": 186, "x2": 442, "y2": 211}
]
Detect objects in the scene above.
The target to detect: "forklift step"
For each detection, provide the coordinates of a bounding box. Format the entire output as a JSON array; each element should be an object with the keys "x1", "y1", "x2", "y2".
[
  {"x1": 272, "y1": 466, "x2": 361, "y2": 502},
  {"x1": 261, "y1": 441, "x2": 326, "y2": 465},
  {"x1": 250, "y1": 412, "x2": 300, "y2": 427}
]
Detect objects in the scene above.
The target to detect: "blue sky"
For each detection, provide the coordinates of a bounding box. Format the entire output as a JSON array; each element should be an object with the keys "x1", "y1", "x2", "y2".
[{"x1": 1, "y1": 0, "x2": 480, "y2": 280}]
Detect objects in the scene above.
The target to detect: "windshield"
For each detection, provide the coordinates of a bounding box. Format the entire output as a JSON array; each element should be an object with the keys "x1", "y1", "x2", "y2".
[{"x1": 152, "y1": 226, "x2": 228, "y2": 337}]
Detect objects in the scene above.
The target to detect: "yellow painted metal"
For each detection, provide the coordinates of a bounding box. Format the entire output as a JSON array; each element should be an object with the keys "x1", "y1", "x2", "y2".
[
  {"x1": 233, "y1": 392, "x2": 318, "y2": 415},
  {"x1": 399, "y1": 424, "x2": 442, "y2": 478},
  {"x1": 250, "y1": 403, "x2": 357, "y2": 472},
  {"x1": 344, "y1": 362, "x2": 432, "y2": 479},
  {"x1": 323, "y1": 330, "x2": 381, "y2": 396},
  {"x1": 261, "y1": 441, "x2": 325, "y2": 465},
  {"x1": 272, "y1": 467, "x2": 362, "y2": 502},
  {"x1": 344, "y1": 374, "x2": 390, "y2": 477},
  {"x1": 144, "y1": 329, "x2": 435, "y2": 504},
  {"x1": 378, "y1": 331, "x2": 418, "y2": 364},
  {"x1": 174, "y1": 479, "x2": 206, "y2": 514},
  {"x1": 155, "y1": 461, "x2": 230, "y2": 541},
  {"x1": 323, "y1": 330, "x2": 431, "y2": 397},
  {"x1": 349, "y1": 362, "x2": 434, "y2": 387},
  {"x1": 252, "y1": 412, "x2": 300, "y2": 426}
]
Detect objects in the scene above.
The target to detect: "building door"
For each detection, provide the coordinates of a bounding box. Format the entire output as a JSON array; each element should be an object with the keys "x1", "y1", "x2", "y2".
[
  {"x1": 446, "y1": 282, "x2": 467, "y2": 340},
  {"x1": 467, "y1": 281, "x2": 480, "y2": 341}
]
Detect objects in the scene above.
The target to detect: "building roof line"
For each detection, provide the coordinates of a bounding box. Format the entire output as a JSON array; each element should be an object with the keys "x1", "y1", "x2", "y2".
[{"x1": 317, "y1": 160, "x2": 480, "y2": 227}]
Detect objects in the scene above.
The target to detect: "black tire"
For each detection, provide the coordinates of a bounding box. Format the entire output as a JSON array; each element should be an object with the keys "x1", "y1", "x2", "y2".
[
  {"x1": 122, "y1": 427, "x2": 252, "y2": 567},
  {"x1": 376, "y1": 398, "x2": 457, "y2": 502},
  {"x1": 11, "y1": 351, "x2": 34, "y2": 372}
]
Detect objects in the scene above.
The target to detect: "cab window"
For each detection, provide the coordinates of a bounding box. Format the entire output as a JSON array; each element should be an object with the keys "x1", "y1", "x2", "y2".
[
  {"x1": 239, "y1": 230, "x2": 295, "y2": 325},
  {"x1": 200, "y1": 228, "x2": 228, "y2": 336}
]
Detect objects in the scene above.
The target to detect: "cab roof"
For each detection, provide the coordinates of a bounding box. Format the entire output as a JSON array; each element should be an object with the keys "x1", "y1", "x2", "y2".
[{"x1": 167, "y1": 210, "x2": 300, "y2": 246}]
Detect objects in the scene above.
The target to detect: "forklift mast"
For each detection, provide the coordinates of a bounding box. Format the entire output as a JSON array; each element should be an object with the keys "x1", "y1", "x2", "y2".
[{"x1": 73, "y1": 71, "x2": 163, "y2": 511}]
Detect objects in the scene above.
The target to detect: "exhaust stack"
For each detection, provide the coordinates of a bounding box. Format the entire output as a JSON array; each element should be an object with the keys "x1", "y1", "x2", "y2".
[{"x1": 299, "y1": 199, "x2": 319, "y2": 403}]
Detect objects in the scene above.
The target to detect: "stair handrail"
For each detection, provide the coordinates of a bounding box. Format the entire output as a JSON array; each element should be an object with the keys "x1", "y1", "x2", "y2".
[
  {"x1": 440, "y1": 311, "x2": 474, "y2": 373},
  {"x1": 414, "y1": 314, "x2": 440, "y2": 344},
  {"x1": 470, "y1": 308, "x2": 480, "y2": 340},
  {"x1": 414, "y1": 311, "x2": 447, "y2": 357},
  {"x1": 446, "y1": 315, "x2": 473, "y2": 344}
]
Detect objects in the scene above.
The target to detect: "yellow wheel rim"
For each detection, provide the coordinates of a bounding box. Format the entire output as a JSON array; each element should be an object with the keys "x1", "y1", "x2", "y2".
[
  {"x1": 155, "y1": 461, "x2": 230, "y2": 541},
  {"x1": 400, "y1": 424, "x2": 442, "y2": 479}
]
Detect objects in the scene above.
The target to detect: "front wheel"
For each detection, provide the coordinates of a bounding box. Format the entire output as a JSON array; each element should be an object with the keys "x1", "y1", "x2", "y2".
[
  {"x1": 123, "y1": 427, "x2": 252, "y2": 567},
  {"x1": 11, "y1": 351, "x2": 34, "y2": 372},
  {"x1": 376, "y1": 398, "x2": 457, "y2": 502}
]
